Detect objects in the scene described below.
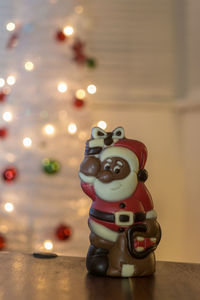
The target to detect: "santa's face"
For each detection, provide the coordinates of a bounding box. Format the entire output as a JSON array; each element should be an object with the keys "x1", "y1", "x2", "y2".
[{"x1": 94, "y1": 156, "x2": 138, "y2": 202}]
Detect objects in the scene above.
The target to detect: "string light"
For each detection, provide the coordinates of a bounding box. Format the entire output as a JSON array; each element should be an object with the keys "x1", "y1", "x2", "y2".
[
  {"x1": 87, "y1": 84, "x2": 96, "y2": 94},
  {"x1": 3, "y1": 112, "x2": 13, "y2": 122},
  {"x1": 63, "y1": 26, "x2": 74, "y2": 36},
  {"x1": 6, "y1": 22, "x2": 16, "y2": 31},
  {"x1": 7, "y1": 75, "x2": 16, "y2": 86},
  {"x1": 24, "y1": 61, "x2": 34, "y2": 71},
  {"x1": 97, "y1": 120, "x2": 107, "y2": 130},
  {"x1": 57, "y1": 82, "x2": 68, "y2": 93},
  {"x1": 43, "y1": 124, "x2": 55, "y2": 135},
  {"x1": 76, "y1": 89, "x2": 86, "y2": 99},
  {"x1": 75, "y1": 6, "x2": 84, "y2": 14},
  {"x1": 43, "y1": 240, "x2": 53, "y2": 250},
  {"x1": 68, "y1": 123, "x2": 77, "y2": 135},
  {"x1": 0, "y1": 78, "x2": 5, "y2": 88},
  {"x1": 4, "y1": 202, "x2": 14, "y2": 213},
  {"x1": 23, "y1": 137, "x2": 32, "y2": 148}
]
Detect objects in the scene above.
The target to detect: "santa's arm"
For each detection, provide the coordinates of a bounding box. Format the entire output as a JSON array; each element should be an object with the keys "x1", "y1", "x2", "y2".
[
  {"x1": 79, "y1": 156, "x2": 101, "y2": 200},
  {"x1": 140, "y1": 183, "x2": 157, "y2": 219},
  {"x1": 133, "y1": 183, "x2": 161, "y2": 256},
  {"x1": 80, "y1": 181, "x2": 95, "y2": 199}
]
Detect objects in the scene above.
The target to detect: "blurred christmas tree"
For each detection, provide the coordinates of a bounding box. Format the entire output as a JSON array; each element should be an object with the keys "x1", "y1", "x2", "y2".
[{"x1": 0, "y1": 0, "x2": 98, "y2": 255}]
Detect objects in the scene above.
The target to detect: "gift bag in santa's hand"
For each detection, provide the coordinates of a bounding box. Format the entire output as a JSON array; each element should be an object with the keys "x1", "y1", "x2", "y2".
[{"x1": 79, "y1": 126, "x2": 161, "y2": 277}]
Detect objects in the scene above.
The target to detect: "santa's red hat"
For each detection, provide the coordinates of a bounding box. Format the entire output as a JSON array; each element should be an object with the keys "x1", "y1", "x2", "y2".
[{"x1": 100, "y1": 138, "x2": 147, "y2": 172}]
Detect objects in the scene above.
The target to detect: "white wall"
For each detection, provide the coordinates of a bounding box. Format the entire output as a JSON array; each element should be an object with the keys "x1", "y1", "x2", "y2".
[
  {"x1": 180, "y1": 108, "x2": 200, "y2": 263},
  {"x1": 90, "y1": 102, "x2": 199, "y2": 263}
]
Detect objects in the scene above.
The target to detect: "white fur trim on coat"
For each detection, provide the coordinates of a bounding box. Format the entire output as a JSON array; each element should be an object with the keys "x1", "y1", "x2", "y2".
[
  {"x1": 78, "y1": 172, "x2": 95, "y2": 184},
  {"x1": 146, "y1": 210, "x2": 157, "y2": 219},
  {"x1": 89, "y1": 219, "x2": 119, "y2": 242}
]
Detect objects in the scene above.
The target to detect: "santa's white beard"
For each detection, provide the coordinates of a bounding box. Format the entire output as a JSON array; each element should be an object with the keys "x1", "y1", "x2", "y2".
[{"x1": 94, "y1": 171, "x2": 138, "y2": 202}]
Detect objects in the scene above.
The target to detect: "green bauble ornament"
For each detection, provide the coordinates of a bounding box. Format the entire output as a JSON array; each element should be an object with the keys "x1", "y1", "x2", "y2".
[
  {"x1": 42, "y1": 158, "x2": 60, "y2": 174},
  {"x1": 86, "y1": 57, "x2": 97, "y2": 68}
]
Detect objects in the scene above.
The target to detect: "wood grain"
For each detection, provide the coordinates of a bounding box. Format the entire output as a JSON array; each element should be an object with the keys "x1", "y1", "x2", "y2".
[{"x1": 0, "y1": 252, "x2": 199, "y2": 300}]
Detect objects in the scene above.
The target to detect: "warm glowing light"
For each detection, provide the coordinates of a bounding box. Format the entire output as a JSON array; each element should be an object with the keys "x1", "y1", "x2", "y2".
[
  {"x1": 7, "y1": 75, "x2": 16, "y2": 86},
  {"x1": 75, "y1": 5, "x2": 84, "y2": 14},
  {"x1": 76, "y1": 89, "x2": 86, "y2": 99},
  {"x1": 3, "y1": 112, "x2": 13, "y2": 122},
  {"x1": 97, "y1": 120, "x2": 107, "y2": 130},
  {"x1": 4, "y1": 202, "x2": 14, "y2": 212},
  {"x1": 57, "y1": 82, "x2": 68, "y2": 93},
  {"x1": 68, "y1": 123, "x2": 77, "y2": 135},
  {"x1": 87, "y1": 84, "x2": 96, "y2": 94},
  {"x1": 0, "y1": 78, "x2": 5, "y2": 87},
  {"x1": 43, "y1": 240, "x2": 53, "y2": 250},
  {"x1": 23, "y1": 137, "x2": 32, "y2": 148},
  {"x1": 43, "y1": 124, "x2": 55, "y2": 135},
  {"x1": 25, "y1": 61, "x2": 34, "y2": 71},
  {"x1": 6, "y1": 22, "x2": 16, "y2": 31},
  {"x1": 63, "y1": 26, "x2": 74, "y2": 36}
]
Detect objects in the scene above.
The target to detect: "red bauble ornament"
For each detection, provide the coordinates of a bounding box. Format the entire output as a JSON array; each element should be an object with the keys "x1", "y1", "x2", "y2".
[
  {"x1": 72, "y1": 39, "x2": 85, "y2": 54},
  {"x1": 73, "y1": 53, "x2": 87, "y2": 64},
  {"x1": 2, "y1": 167, "x2": 18, "y2": 183},
  {"x1": 55, "y1": 30, "x2": 66, "y2": 42},
  {"x1": 0, "y1": 235, "x2": 6, "y2": 250},
  {"x1": 0, "y1": 92, "x2": 6, "y2": 102},
  {"x1": 0, "y1": 128, "x2": 8, "y2": 138},
  {"x1": 55, "y1": 224, "x2": 72, "y2": 241},
  {"x1": 73, "y1": 98, "x2": 85, "y2": 108}
]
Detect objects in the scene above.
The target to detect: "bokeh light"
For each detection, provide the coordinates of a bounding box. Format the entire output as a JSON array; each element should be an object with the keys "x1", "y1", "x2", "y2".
[
  {"x1": 87, "y1": 84, "x2": 96, "y2": 94},
  {"x1": 97, "y1": 120, "x2": 107, "y2": 130}
]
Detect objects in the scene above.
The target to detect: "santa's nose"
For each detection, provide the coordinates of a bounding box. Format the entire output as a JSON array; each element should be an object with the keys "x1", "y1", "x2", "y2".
[{"x1": 98, "y1": 170, "x2": 113, "y2": 183}]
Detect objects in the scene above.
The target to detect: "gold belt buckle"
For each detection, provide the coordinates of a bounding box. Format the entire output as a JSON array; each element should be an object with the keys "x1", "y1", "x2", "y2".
[{"x1": 114, "y1": 211, "x2": 134, "y2": 226}]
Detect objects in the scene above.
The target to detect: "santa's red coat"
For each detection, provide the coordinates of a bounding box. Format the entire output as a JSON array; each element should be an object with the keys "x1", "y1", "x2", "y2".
[{"x1": 81, "y1": 181, "x2": 154, "y2": 232}]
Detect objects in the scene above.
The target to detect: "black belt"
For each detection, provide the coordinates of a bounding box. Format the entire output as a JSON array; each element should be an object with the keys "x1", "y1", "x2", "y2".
[{"x1": 89, "y1": 208, "x2": 146, "y2": 224}]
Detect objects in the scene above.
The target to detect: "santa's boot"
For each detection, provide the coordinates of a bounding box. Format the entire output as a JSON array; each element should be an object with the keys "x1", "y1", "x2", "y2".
[{"x1": 86, "y1": 245, "x2": 109, "y2": 276}]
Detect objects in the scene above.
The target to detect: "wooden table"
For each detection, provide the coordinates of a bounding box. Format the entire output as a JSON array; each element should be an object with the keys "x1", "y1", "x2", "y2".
[{"x1": 0, "y1": 252, "x2": 199, "y2": 300}]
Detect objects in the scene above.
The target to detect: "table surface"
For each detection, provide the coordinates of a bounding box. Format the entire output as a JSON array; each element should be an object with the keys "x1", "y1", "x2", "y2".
[{"x1": 0, "y1": 252, "x2": 199, "y2": 300}]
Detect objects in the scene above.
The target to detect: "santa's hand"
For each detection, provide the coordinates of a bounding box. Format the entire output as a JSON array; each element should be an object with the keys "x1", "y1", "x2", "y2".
[
  {"x1": 79, "y1": 156, "x2": 101, "y2": 184},
  {"x1": 127, "y1": 219, "x2": 161, "y2": 258},
  {"x1": 133, "y1": 219, "x2": 161, "y2": 252}
]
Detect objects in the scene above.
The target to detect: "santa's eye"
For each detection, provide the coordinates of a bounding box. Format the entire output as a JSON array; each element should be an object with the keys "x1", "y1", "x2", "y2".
[
  {"x1": 104, "y1": 163, "x2": 110, "y2": 170},
  {"x1": 114, "y1": 166, "x2": 120, "y2": 174}
]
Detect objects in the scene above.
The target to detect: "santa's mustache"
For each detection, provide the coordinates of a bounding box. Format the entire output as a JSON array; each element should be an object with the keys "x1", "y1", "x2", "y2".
[{"x1": 93, "y1": 171, "x2": 138, "y2": 202}]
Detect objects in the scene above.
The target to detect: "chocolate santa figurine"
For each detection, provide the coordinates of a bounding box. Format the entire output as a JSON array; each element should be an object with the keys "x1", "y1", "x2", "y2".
[{"x1": 79, "y1": 127, "x2": 161, "y2": 277}]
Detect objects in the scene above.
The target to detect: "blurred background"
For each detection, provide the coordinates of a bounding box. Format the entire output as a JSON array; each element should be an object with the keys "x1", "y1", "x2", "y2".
[{"x1": 0, "y1": 0, "x2": 199, "y2": 263}]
